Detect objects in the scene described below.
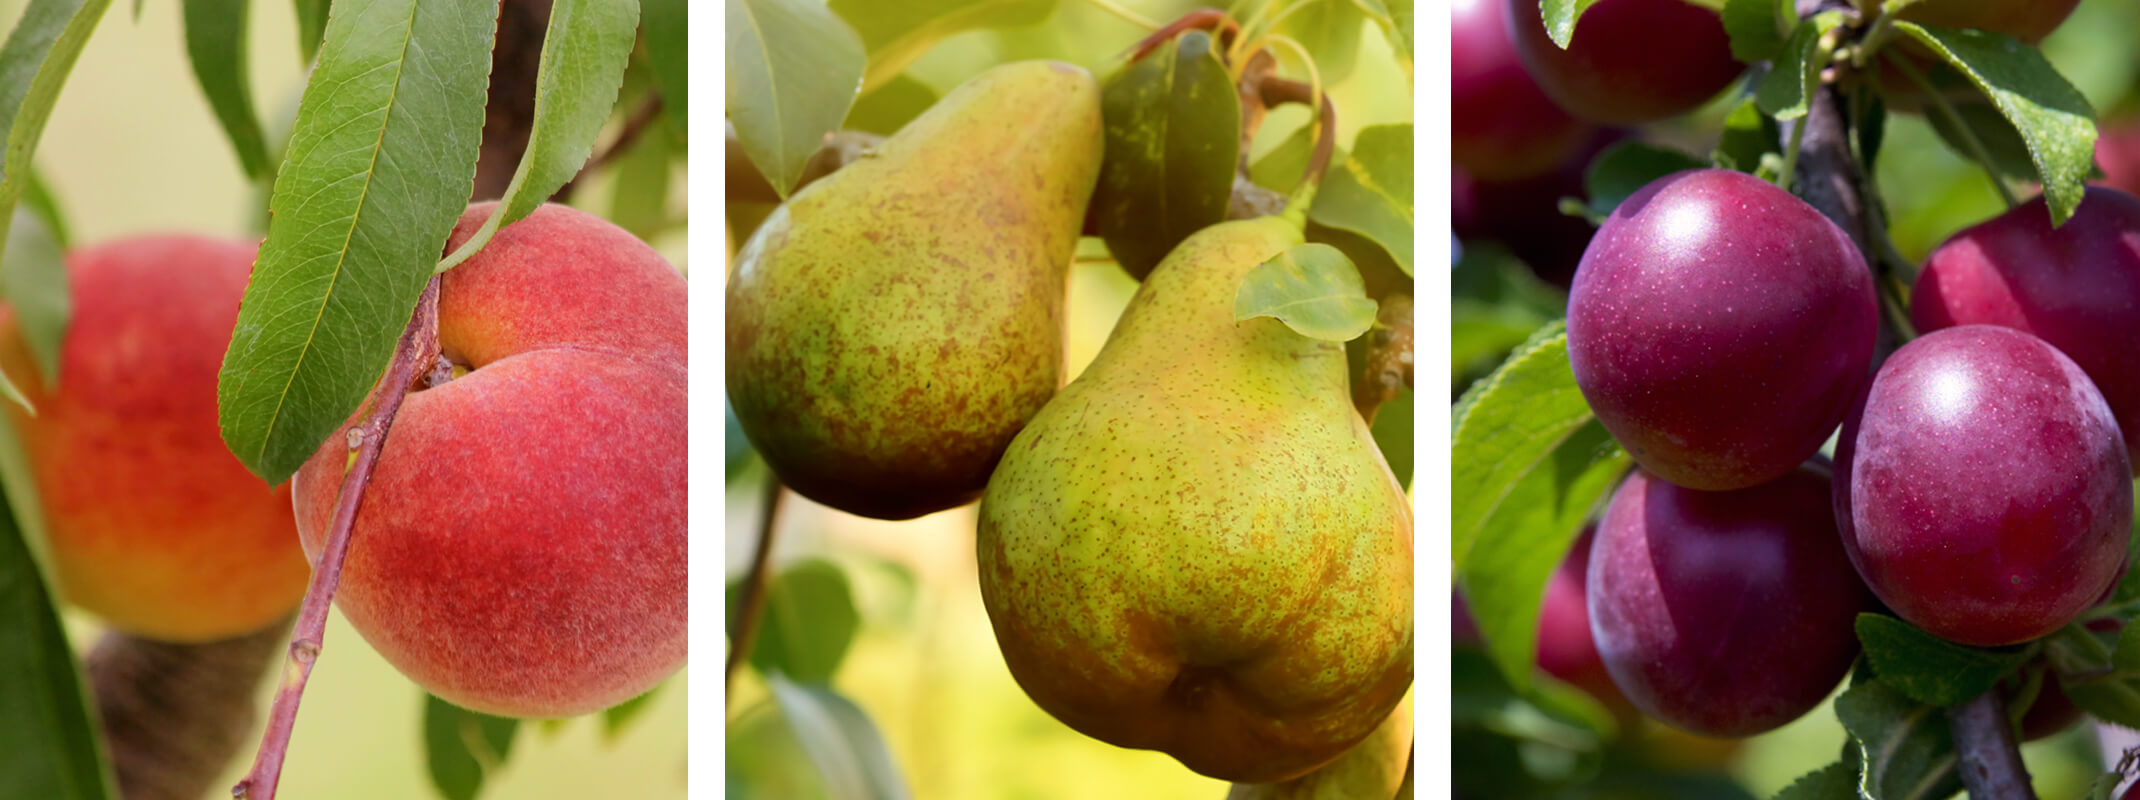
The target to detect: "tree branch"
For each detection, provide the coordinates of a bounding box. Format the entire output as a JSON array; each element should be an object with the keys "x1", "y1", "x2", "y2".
[
  {"x1": 726, "y1": 478, "x2": 785, "y2": 698},
  {"x1": 1948, "y1": 690, "x2": 2035, "y2": 800}
]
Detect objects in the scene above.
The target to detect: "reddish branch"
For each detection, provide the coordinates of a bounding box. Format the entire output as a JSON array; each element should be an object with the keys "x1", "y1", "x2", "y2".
[
  {"x1": 1124, "y1": 8, "x2": 1238, "y2": 62},
  {"x1": 1254, "y1": 76, "x2": 1338, "y2": 192},
  {"x1": 230, "y1": 276, "x2": 443, "y2": 800}
]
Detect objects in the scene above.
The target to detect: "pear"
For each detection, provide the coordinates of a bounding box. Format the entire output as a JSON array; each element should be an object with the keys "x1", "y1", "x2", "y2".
[
  {"x1": 726, "y1": 61, "x2": 1103, "y2": 520},
  {"x1": 1226, "y1": 691, "x2": 1413, "y2": 799},
  {"x1": 976, "y1": 215, "x2": 1414, "y2": 782}
]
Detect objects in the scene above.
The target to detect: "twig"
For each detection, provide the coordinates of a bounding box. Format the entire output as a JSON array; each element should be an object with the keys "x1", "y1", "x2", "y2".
[
  {"x1": 725, "y1": 477, "x2": 785, "y2": 698},
  {"x1": 1948, "y1": 690, "x2": 2036, "y2": 800},
  {"x1": 230, "y1": 276, "x2": 443, "y2": 800},
  {"x1": 555, "y1": 94, "x2": 665, "y2": 203},
  {"x1": 1351, "y1": 294, "x2": 1413, "y2": 424},
  {"x1": 1255, "y1": 76, "x2": 1339, "y2": 193}
]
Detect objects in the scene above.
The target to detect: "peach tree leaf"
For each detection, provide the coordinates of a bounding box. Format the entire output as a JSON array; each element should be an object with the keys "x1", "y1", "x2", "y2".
[
  {"x1": 641, "y1": 0, "x2": 684, "y2": 135},
  {"x1": 423, "y1": 693, "x2": 519, "y2": 800},
  {"x1": 215, "y1": 0, "x2": 495, "y2": 484},
  {"x1": 292, "y1": 0, "x2": 328, "y2": 62},
  {"x1": 437, "y1": 0, "x2": 637, "y2": 273},
  {"x1": 1233, "y1": 243, "x2": 1375, "y2": 342},
  {"x1": 728, "y1": 0, "x2": 865, "y2": 198},
  {"x1": 1, "y1": 206, "x2": 64, "y2": 391},
  {"x1": 0, "y1": 466, "x2": 114, "y2": 799},
  {"x1": 182, "y1": 0, "x2": 272, "y2": 180}
]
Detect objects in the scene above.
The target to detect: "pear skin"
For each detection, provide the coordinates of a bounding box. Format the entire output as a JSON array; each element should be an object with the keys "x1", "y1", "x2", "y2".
[
  {"x1": 1226, "y1": 691, "x2": 1413, "y2": 799},
  {"x1": 726, "y1": 61, "x2": 1103, "y2": 520},
  {"x1": 977, "y1": 216, "x2": 1415, "y2": 782}
]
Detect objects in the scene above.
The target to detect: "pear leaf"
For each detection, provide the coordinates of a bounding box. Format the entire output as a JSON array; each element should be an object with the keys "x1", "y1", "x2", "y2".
[
  {"x1": 1309, "y1": 123, "x2": 1413, "y2": 277},
  {"x1": 1233, "y1": 243, "x2": 1376, "y2": 342},
  {"x1": 727, "y1": 0, "x2": 866, "y2": 198}
]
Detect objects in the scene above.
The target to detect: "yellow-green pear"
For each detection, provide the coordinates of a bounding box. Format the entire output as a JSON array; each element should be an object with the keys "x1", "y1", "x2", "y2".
[
  {"x1": 727, "y1": 61, "x2": 1103, "y2": 520},
  {"x1": 976, "y1": 215, "x2": 1414, "y2": 782},
  {"x1": 1226, "y1": 691, "x2": 1413, "y2": 799}
]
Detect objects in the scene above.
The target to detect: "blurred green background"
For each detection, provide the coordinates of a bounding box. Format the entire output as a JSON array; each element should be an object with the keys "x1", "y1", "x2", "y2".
[
  {"x1": 1451, "y1": 0, "x2": 2140, "y2": 796},
  {"x1": 724, "y1": 1, "x2": 1412, "y2": 797},
  {"x1": 18, "y1": 0, "x2": 689, "y2": 797}
]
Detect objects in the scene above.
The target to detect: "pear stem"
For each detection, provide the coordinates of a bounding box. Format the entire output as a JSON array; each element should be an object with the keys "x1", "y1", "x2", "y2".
[
  {"x1": 230, "y1": 275, "x2": 442, "y2": 800},
  {"x1": 1254, "y1": 76, "x2": 1337, "y2": 198},
  {"x1": 1122, "y1": 8, "x2": 1239, "y2": 62},
  {"x1": 725, "y1": 478, "x2": 786, "y2": 698}
]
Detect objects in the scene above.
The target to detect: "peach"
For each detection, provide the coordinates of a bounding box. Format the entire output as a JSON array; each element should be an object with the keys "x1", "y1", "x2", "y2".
[
  {"x1": 0, "y1": 235, "x2": 308, "y2": 642},
  {"x1": 292, "y1": 203, "x2": 686, "y2": 717}
]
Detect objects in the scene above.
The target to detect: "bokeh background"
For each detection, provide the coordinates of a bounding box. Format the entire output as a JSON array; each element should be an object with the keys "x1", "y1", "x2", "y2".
[
  {"x1": 1451, "y1": 0, "x2": 2140, "y2": 796},
  {"x1": 18, "y1": 0, "x2": 689, "y2": 796},
  {"x1": 722, "y1": 1, "x2": 1414, "y2": 796}
]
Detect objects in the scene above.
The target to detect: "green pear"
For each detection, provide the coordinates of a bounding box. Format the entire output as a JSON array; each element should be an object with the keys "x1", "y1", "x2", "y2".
[
  {"x1": 976, "y1": 215, "x2": 1414, "y2": 782},
  {"x1": 1226, "y1": 691, "x2": 1413, "y2": 799},
  {"x1": 727, "y1": 61, "x2": 1103, "y2": 520}
]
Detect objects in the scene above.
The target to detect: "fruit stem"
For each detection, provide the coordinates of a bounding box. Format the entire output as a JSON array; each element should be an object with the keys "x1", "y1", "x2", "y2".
[
  {"x1": 1123, "y1": 8, "x2": 1238, "y2": 63},
  {"x1": 725, "y1": 477, "x2": 786, "y2": 698},
  {"x1": 1948, "y1": 690, "x2": 2038, "y2": 799},
  {"x1": 229, "y1": 275, "x2": 443, "y2": 800},
  {"x1": 1256, "y1": 75, "x2": 1337, "y2": 201},
  {"x1": 1883, "y1": 51, "x2": 2018, "y2": 209}
]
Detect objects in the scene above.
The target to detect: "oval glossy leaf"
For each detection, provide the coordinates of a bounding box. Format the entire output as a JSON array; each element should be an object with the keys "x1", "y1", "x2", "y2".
[
  {"x1": 1272, "y1": 0, "x2": 1364, "y2": 84},
  {"x1": 642, "y1": 0, "x2": 685, "y2": 135},
  {"x1": 1580, "y1": 141, "x2": 1705, "y2": 218},
  {"x1": 216, "y1": 0, "x2": 495, "y2": 484},
  {"x1": 1754, "y1": 11, "x2": 1843, "y2": 121},
  {"x1": 1834, "y1": 677, "x2": 1963, "y2": 800},
  {"x1": 0, "y1": 474, "x2": 113, "y2": 800},
  {"x1": 438, "y1": 0, "x2": 637, "y2": 273},
  {"x1": 1720, "y1": 0, "x2": 1786, "y2": 63},
  {"x1": 1772, "y1": 758, "x2": 1860, "y2": 800},
  {"x1": 749, "y1": 558, "x2": 860, "y2": 684},
  {"x1": 1923, "y1": 97, "x2": 2036, "y2": 180},
  {"x1": 728, "y1": 0, "x2": 865, "y2": 199},
  {"x1": 292, "y1": 0, "x2": 328, "y2": 62},
  {"x1": 828, "y1": 0, "x2": 1057, "y2": 93},
  {"x1": 1094, "y1": 29, "x2": 1239, "y2": 280},
  {"x1": 0, "y1": 0, "x2": 107, "y2": 372},
  {"x1": 765, "y1": 675, "x2": 913, "y2": 800},
  {"x1": 1309, "y1": 123, "x2": 1413, "y2": 277},
  {"x1": 2, "y1": 207, "x2": 66, "y2": 392},
  {"x1": 1893, "y1": 21, "x2": 2097, "y2": 225},
  {"x1": 1233, "y1": 243, "x2": 1375, "y2": 342},
  {"x1": 1854, "y1": 613, "x2": 2032, "y2": 707},
  {"x1": 1712, "y1": 98, "x2": 1780, "y2": 173},
  {"x1": 182, "y1": 0, "x2": 272, "y2": 180},
  {"x1": 842, "y1": 73, "x2": 936, "y2": 136},
  {"x1": 423, "y1": 693, "x2": 520, "y2": 800},
  {"x1": 1362, "y1": 0, "x2": 1411, "y2": 80},
  {"x1": 1248, "y1": 121, "x2": 1316, "y2": 193}
]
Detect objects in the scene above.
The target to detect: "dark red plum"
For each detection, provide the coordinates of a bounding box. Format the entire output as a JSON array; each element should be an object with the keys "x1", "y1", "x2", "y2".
[
  {"x1": 1535, "y1": 527, "x2": 1634, "y2": 719},
  {"x1": 1568, "y1": 168, "x2": 1876, "y2": 491},
  {"x1": 2099, "y1": 116, "x2": 2140, "y2": 196},
  {"x1": 1452, "y1": 0, "x2": 1593, "y2": 180},
  {"x1": 1502, "y1": 0, "x2": 1742, "y2": 125},
  {"x1": 1452, "y1": 130, "x2": 1619, "y2": 287},
  {"x1": 1588, "y1": 465, "x2": 1871, "y2": 738},
  {"x1": 1834, "y1": 325, "x2": 2131, "y2": 646},
  {"x1": 1912, "y1": 188, "x2": 2140, "y2": 472}
]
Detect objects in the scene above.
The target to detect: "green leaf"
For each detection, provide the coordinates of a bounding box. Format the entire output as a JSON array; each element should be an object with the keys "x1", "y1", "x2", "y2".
[
  {"x1": 1451, "y1": 321, "x2": 1590, "y2": 541},
  {"x1": 750, "y1": 558, "x2": 861, "y2": 684},
  {"x1": 292, "y1": 0, "x2": 328, "y2": 61},
  {"x1": 215, "y1": 0, "x2": 495, "y2": 484},
  {"x1": 1538, "y1": 0, "x2": 1602, "y2": 50},
  {"x1": 1248, "y1": 121, "x2": 1316, "y2": 193},
  {"x1": 19, "y1": 164, "x2": 66, "y2": 250},
  {"x1": 1892, "y1": 21, "x2": 2096, "y2": 225},
  {"x1": 1369, "y1": 0, "x2": 1411, "y2": 76},
  {"x1": 1272, "y1": 0, "x2": 1363, "y2": 84},
  {"x1": 1233, "y1": 243, "x2": 1375, "y2": 342},
  {"x1": 1458, "y1": 419, "x2": 1627, "y2": 687},
  {"x1": 601, "y1": 681, "x2": 661, "y2": 741},
  {"x1": 1720, "y1": 0, "x2": 1787, "y2": 63},
  {"x1": 182, "y1": 0, "x2": 273, "y2": 180},
  {"x1": 0, "y1": 0, "x2": 108, "y2": 304},
  {"x1": 1772, "y1": 759, "x2": 1860, "y2": 800},
  {"x1": 423, "y1": 693, "x2": 520, "y2": 800},
  {"x1": 1713, "y1": 98, "x2": 1781, "y2": 173},
  {"x1": 1922, "y1": 97, "x2": 2036, "y2": 180},
  {"x1": 641, "y1": 0, "x2": 684, "y2": 135},
  {"x1": 437, "y1": 0, "x2": 637, "y2": 273},
  {"x1": 1855, "y1": 613, "x2": 2033, "y2": 707},
  {"x1": 0, "y1": 465, "x2": 114, "y2": 800},
  {"x1": 2086, "y1": 772, "x2": 2122, "y2": 800},
  {"x1": 1581, "y1": 141, "x2": 1705, "y2": 218},
  {"x1": 1369, "y1": 387, "x2": 1413, "y2": 489},
  {"x1": 1, "y1": 207, "x2": 66, "y2": 391},
  {"x1": 764, "y1": 675, "x2": 914, "y2": 800},
  {"x1": 727, "y1": 0, "x2": 865, "y2": 199},
  {"x1": 1754, "y1": 12, "x2": 1843, "y2": 121},
  {"x1": 828, "y1": 0, "x2": 1058, "y2": 94},
  {"x1": 2055, "y1": 621, "x2": 2140, "y2": 728},
  {"x1": 1449, "y1": 648, "x2": 1613, "y2": 762},
  {"x1": 608, "y1": 109, "x2": 675, "y2": 244},
  {"x1": 1093, "y1": 29, "x2": 1238, "y2": 280},
  {"x1": 1309, "y1": 123, "x2": 1413, "y2": 277},
  {"x1": 1834, "y1": 678, "x2": 1964, "y2": 800},
  {"x1": 842, "y1": 73, "x2": 936, "y2": 136}
]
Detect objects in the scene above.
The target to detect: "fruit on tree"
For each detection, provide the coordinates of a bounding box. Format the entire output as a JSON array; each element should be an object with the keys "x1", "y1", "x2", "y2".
[
  {"x1": 977, "y1": 217, "x2": 1412, "y2": 783},
  {"x1": 292, "y1": 202, "x2": 685, "y2": 717},
  {"x1": 1911, "y1": 187, "x2": 2140, "y2": 471},
  {"x1": 1534, "y1": 526, "x2": 1633, "y2": 719},
  {"x1": 1588, "y1": 464, "x2": 1870, "y2": 737},
  {"x1": 0, "y1": 236, "x2": 307, "y2": 642},
  {"x1": 1224, "y1": 691, "x2": 1412, "y2": 800},
  {"x1": 1834, "y1": 325, "x2": 2129, "y2": 647},
  {"x1": 726, "y1": 61, "x2": 1102, "y2": 520},
  {"x1": 2098, "y1": 115, "x2": 2140, "y2": 196},
  {"x1": 1568, "y1": 168, "x2": 1876, "y2": 491},
  {"x1": 1502, "y1": 0, "x2": 1742, "y2": 125},
  {"x1": 1451, "y1": 0, "x2": 1592, "y2": 180},
  {"x1": 1453, "y1": 129, "x2": 1618, "y2": 288}
]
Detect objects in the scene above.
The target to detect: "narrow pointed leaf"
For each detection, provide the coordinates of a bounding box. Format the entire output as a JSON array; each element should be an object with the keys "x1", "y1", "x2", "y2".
[
  {"x1": 293, "y1": 0, "x2": 329, "y2": 61},
  {"x1": 2, "y1": 207, "x2": 66, "y2": 390},
  {"x1": 642, "y1": 0, "x2": 683, "y2": 135},
  {"x1": 437, "y1": 0, "x2": 636, "y2": 273},
  {"x1": 0, "y1": 461, "x2": 115, "y2": 800},
  {"x1": 183, "y1": 0, "x2": 272, "y2": 180},
  {"x1": 215, "y1": 0, "x2": 495, "y2": 484},
  {"x1": 423, "y1": 693, "x2": 520, "y2": 800}
]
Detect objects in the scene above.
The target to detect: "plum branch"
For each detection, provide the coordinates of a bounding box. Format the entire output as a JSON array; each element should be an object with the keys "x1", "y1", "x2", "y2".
[{"x1": 231, "y1": 275, "x2": 442, "y2": 800}]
